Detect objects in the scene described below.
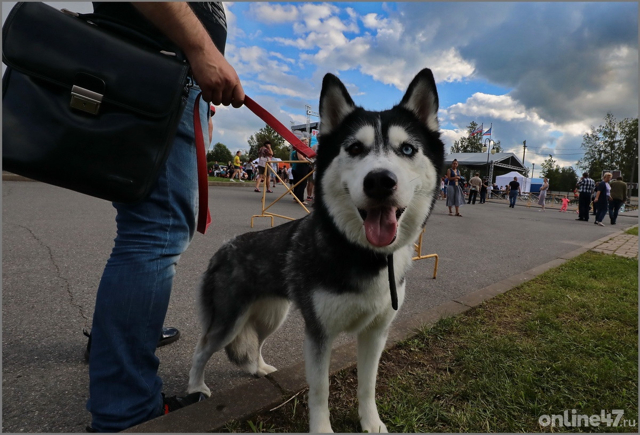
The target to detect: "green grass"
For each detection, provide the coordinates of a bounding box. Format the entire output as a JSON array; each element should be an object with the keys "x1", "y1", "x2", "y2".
[
  {"x1": 223, "y1": 252, "x2": 638, "y2": 433},
  {"x1": 625, "y1": 226, "x2": 638, "y2": 236}
]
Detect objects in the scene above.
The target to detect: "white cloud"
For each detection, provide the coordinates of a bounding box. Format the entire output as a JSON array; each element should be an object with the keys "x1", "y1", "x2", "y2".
[{"x1": 248, "y1": 3, "x2": 299, "y2": 24}]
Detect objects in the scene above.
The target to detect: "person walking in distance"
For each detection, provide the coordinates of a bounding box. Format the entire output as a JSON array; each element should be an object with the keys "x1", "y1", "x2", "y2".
[
  {"x1": 576, "y1": 172, "x2": 595, "y2": 221},
  {"x1": 446, "y1": 159, "x2": 464, "y2": 216},
  {"x1": 594, "y1": 172, "x2": 613, "y2": 226},
  {"x1": 290, "y1": 138, "x2": 311, "y2": 203},
  {"x1": 467, "y1": 172, "x2": 482, "y2": 205},
  {"x1": 229, "y1": 150, "x2": 244, "y2": 182},
  {"x1": 254, "y1": 141, "x2": 273, "y2": 193},
  {"x1": 508, "y1": 177, "x2": 521, "y2": 208},
  {"x1": 538, "y1": 177, "x2": 549, "y2": 211},
  {"x1": 479, "y1": 178, "x2": 488, "y2": 204},
  {"x1": 608, "y1": 176, "x2": 627, "y2": 225}
]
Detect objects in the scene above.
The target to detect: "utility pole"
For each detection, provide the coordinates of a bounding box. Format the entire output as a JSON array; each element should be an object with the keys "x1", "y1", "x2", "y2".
[
  {"x1": 522, "y1": 140, "x2": 527, "y2": 168},
  {"x1": 532, "y1": 163, "x2": 535, "y2": 178}
]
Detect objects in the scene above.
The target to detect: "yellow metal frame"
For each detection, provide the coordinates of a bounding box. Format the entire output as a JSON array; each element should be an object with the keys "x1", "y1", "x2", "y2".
[
  {"x1": 412, "y1": 228, "x2": 439, "y2": 278},
  {"x1": 251, "y1": 160, "x2": 315, "y2": 228}
]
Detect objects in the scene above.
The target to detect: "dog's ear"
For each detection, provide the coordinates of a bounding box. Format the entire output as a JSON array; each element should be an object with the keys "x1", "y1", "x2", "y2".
[
  {"x1": 319, "y1": 73, "x2": 356, "y2": 136},
  {"x1": 400, "y1": 68, "x2": 439, "y2": 131}
]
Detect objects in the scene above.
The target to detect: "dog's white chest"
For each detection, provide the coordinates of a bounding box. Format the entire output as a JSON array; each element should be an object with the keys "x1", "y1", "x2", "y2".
[{"x1": 311, "y1": 250, "x2": 411, "y2": 337}]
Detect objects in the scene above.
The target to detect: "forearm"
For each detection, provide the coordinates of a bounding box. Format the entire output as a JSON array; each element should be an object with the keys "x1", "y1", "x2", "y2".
[{"x1": 132, "y1": 2, "x2": 243, "y2": 106}]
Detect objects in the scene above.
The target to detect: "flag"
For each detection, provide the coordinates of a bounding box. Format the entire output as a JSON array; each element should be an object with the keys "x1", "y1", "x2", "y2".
[
  {"x1": 471, "y1": 125, "x2": 483, "y2": 136},
  {"x1": 483, "y1": 127, "x2": 492, "y2": 136}
]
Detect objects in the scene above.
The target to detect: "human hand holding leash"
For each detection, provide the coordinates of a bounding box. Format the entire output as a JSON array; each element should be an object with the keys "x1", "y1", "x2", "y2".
[{"x1": 132, "y1": 2, "x2": 245, "y2": 108}]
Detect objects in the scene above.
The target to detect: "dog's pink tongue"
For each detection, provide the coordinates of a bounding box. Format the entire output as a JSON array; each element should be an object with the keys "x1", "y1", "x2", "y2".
[{"x1": 364, "y1": 207, "x2": 398, "y2": 247}]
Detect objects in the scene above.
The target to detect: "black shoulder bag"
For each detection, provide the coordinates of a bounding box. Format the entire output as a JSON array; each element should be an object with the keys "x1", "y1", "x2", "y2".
[{"x1": 2, "y1": 2, "x2": 192, "y2": 203}]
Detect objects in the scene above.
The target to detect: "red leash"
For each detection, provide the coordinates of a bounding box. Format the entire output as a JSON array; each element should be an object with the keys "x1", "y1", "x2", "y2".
[
  {"x1": 244, "y1": 96, "x2": 317, "y2": 159},
  {"x1": 193, "y1": 94, "x2": 318, "y2": 234}
]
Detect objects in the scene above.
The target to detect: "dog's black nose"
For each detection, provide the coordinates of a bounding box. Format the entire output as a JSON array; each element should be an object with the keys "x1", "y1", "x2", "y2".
[{"x1": 363, "y1": 169, "x2": 397, "y2": 199}]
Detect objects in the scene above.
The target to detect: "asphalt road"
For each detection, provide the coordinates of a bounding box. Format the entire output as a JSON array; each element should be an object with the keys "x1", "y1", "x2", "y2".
[{"x1": 2, "y1": 180, "x2": 636, "y2": 433}]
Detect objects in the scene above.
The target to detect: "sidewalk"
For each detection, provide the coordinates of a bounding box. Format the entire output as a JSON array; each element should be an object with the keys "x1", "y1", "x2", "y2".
[{"x1": 591, "y1": 230, "x2": 638, "y2": 258}]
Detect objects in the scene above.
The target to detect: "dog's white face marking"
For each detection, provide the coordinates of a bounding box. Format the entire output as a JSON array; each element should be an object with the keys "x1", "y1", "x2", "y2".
[
  {"x1": 321, "y1": 124, "x2": 438, "y2": 254},
  {"x1": 387, "y1": 125, "x2": 409, "y2": 148},
  {"x1": 354, "y1": 125, "x2": 376, "y2": 148}
]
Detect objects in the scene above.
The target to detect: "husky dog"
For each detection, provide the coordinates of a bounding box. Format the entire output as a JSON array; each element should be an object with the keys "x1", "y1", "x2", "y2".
[{"x1": 188, "y1": 69, "x2": 445, "y2": 433}]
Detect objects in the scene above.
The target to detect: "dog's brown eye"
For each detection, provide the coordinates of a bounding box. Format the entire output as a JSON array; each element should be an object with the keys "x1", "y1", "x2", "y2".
[{"x1": 347, "y1": 142, "x2": 364, "y2": 157}]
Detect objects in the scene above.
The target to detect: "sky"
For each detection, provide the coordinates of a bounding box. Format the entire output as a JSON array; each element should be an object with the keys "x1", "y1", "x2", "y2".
[{"x1": 3, "y1": 2, "x2": 638, "y2": 176}]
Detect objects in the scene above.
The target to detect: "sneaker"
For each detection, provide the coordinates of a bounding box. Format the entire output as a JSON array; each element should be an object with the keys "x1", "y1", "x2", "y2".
[
  {"x1": 597, "y1": 222, "x2": 605, "y2": 227},
  {"x1": 229, "y1": 179, "x2": 236, "y2": 182},
  {"x1": 163, "y1": 392, "x2": 208, "y2": 415},
  {"x1": 239, "y1": 179, "x2": 245, "y2": 183}
]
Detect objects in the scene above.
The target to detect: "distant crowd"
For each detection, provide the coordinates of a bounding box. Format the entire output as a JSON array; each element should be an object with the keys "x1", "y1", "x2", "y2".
[{"x1": 441, "y1": 159, "x2": 630, "y2": 225}]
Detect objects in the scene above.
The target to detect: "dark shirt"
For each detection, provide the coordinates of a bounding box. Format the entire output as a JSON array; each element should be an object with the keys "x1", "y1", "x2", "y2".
[
  {"x1": 508, "y1": 181, "x2": 520, "y2": 191},
  {"x1": 92, "y1": 2, "x2": 227, "y2": 55},
  {"x1": 594, "y1": 181, "x2": 609, "y2": 202}
]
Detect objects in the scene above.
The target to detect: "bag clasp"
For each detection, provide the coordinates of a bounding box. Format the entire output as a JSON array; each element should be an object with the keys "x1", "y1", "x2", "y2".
[{"x1": 70, "y1": 85, "x2": 103, "y2": 115}]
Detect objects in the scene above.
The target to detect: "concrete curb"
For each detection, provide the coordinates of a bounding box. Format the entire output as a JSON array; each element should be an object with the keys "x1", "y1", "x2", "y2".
[{"x1": 126, "y1": 227, "x2": 637, "y2": 433}]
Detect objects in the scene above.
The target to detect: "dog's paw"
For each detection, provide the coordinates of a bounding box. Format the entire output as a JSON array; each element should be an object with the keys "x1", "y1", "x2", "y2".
[
  {"x1": 187, "y1": 384, "x2": 211, "y2": 398},
  {"x1": 255, "y1": 363, "x2": 278, "y2": 377},
  {"x1": 360, "y1": 419, "x2": 388, "y2": 433}
]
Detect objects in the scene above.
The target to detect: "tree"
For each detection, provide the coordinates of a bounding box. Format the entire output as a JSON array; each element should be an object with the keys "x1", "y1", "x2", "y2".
[
  {"x1": 540, "y1": 154, "x2": 557, "y2": 178},
  {"x1": 248, "y1": 125, "x2": 287, "y2": 160},
  {"x1": 208, "y1": 142, "x2": 233, "y2": 164},
  {"x1": 577, "y1": 113, "x2": 638, "y2": 183},
  {"x1": 540, "y1": 154, "x2": 577, "y2": 192},
  {"x1": 450, "y1": 121, "x2": 484, "y2": 153}
]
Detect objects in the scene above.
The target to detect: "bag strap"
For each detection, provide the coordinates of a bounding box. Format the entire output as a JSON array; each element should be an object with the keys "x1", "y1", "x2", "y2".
[{"x1": 194, "y1": 93, "x2": 212, "y2": 234}]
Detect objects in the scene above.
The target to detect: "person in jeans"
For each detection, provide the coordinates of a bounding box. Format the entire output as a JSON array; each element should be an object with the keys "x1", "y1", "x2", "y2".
[
  {"x1": 576, "y1": 172, "x2": 595, "y2": 221},
  {"x1": 508, "y1": 177, "x2": 521, "y2": 208},
  {"x1": 87, "y1": 2, "x2": 244, "y2": 432},
  {"x1": 593, "y1": 172, "x2": 612, "y2": 226},
  {"x1": 467, "y1": 172, "x2": 482, "y2": 204},
  {"x1": 479, "y1": 178, "x2": 488, "y2": 203},
  {"x1": 608, "y1": 176, "x2": 628, "y2": 225}
]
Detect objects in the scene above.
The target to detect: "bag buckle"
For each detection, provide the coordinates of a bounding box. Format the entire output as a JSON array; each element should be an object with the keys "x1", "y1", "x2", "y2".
[
  {"x1": 70, "y1": 73, "x2": 105, "y2": 115},
  {"x1": 70, "y1": 86, "x2": 103, "y2": 115}
]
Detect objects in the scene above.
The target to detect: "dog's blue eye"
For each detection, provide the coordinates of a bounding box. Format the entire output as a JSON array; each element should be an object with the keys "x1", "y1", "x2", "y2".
[
  {"x1": 401, "y1": 144, "x2": 415, "y2": 156},
  {"x1": 347, "y1": 143, "x2": 364, "y2": 157}
]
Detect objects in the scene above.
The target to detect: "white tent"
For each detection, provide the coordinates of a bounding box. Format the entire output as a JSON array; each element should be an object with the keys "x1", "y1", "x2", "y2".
[{"x1": 495, "y1": 171, "x2": 532, "y2": 192}]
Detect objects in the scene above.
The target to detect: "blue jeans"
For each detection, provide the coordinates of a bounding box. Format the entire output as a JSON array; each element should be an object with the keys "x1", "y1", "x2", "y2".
[
  {"x1": 608, "y1": 198, "x2": 624, "y2": 224},
  {"x1": 595, "y1": 198, "x2": 609, "y2": 223},
  {"x1": 87, "y1": 88, "x2": 207, "y2": 432},
  {"x1": 509, "y1": 191, "x2": 518, "y2": 207}
]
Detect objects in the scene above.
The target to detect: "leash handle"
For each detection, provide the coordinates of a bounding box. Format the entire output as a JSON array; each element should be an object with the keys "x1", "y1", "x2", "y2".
[
  {"x1": 193, "y1": 93, "x2": 212, "y2": 234},
  {"x1": 244, "y1": 95, "x2": 317, "y2": 159}
]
